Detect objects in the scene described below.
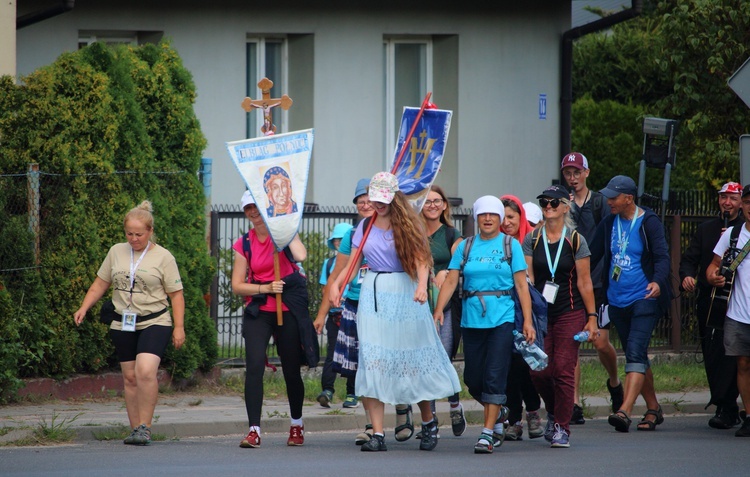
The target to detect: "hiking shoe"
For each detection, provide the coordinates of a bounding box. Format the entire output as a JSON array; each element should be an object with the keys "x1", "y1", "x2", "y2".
[
  {"x1": 571, "y1": 403, "x2": 585, "y2": 425},
  {"x1": 419, "y1": 422, "x2": 439, "y2": 451},
  {"x1": 361, "y1": 433, "x2": 387, "y2": 451},
  {"x1": 130, "y1": 424, "x2": 151, "y2": 446},
  {"x1": 450, "y1": 405, "x2": 467, "y2": 436},
  {"x1": 417, "y1": 412, "x2": 440, "y2": 440},
  {"x1": 474, "y1": 433, "x2": 494, "y2": 454},
  {"x1": 607, "y1": 379, "x2": 624, "y2": 413},
  {"x1": 287, "y1": 425, "x2": 304, "y2": 446},
  {"x1": 240, "y1": 429, "x2": 261, "y2": 448},
  {"x1": 123, "y1": 427, "x2": 139, "y2": 445},
  {"x1": 544, "y1": 414, "x2": 555, "y2": 442},
  {"x1": 505, "y1": 422, "x2": 523, "y2": 441},
  {"x1": 550, "y1": 423, "x2": 570, "y2": 448},
  {"x1": 736, "y1": 411, "x2": 750, "y2": 437},
  {"x1": 527, "y1": 410, "x2": 543, "y2": 438},
  {"x1": 343, "y1": 394, "x2": 359, "y2": 408},
  {"x1": 355, "y1": 424, "x2": 373, "y2": 445},
  {"x1": 709, "y1": 407, "x2": 741, "y2": 429},
  {"x1": 394, "y1": 404, "x2": 414, "y2": 441},
  {"x1": 317, "y1": 389, "x2": 333, "y2": 408}
]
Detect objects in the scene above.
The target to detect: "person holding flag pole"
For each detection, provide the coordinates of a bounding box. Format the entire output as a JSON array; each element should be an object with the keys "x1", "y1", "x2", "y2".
[{"x1": 329, "y1": 172, "x2": 462, "y2": 452}]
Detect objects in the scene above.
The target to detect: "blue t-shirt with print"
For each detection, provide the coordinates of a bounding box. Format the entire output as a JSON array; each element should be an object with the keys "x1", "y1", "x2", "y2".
[
  {"x1": 607, "y1": 214, "x2": 651, "y2": 307},
  {"x1": 338, "y1": 229, "x2": 367, "y2": 301},
  {"x1": 448, "y1": 233, "x2": 527, "y2": 329}
]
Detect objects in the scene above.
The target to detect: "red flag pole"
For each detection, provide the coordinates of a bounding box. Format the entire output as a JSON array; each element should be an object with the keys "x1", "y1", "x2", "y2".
[
  {"x1": 274, "y1": 252, "x2": 283, "y2": 326},
  {"x1": 335, "y1": 92, "x2": 433, "y2": 304}
]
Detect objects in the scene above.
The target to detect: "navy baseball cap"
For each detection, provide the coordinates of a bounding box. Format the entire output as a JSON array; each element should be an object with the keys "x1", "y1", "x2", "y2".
[
  {"x1": 743, "y1": 184, "x2": 750, "y2": 198},
  {"x1": 600, "y1": 175, "x2": 637, "y2": 199},
  {"x1": 536, "y1": 184, "x2": 569, "y2": 200}
]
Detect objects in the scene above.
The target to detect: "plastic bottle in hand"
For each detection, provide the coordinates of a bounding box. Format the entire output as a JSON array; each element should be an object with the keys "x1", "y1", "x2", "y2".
[
  {"x1": 512, "y1": 330, "x2": 548, "y2": 371},
  {"x1": 573, "y1": 331, "x2": 590, "y2": 342}
]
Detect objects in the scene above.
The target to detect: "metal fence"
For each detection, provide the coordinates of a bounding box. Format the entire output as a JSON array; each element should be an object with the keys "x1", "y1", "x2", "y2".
[
  {"x1": 0, "y1": 165, "x2": 721, "y2": 364},
  {"x1": 208, "y1": 189, "x2": 721, "y2": 363}
]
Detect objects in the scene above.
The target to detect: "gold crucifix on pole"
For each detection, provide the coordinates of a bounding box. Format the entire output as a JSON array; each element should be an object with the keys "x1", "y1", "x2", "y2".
[{"x1": 241, "y1": 77, "x2": 293, "y2": 136}]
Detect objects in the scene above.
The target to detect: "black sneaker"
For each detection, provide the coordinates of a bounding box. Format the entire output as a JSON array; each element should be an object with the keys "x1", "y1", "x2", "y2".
[
  {"x1": 361, "y1": 433, "x2": 387, "y2": 451},
  {"x1": 571, "y1": 403, "x2": 585, "y2": 425},
  {"x1": 419, "y1": 422, "x2": 439, "y2": 451},
  {"x1": 607, "y1": 379, "x2": 624, "y2": 414},
  {"x1": 709, "y1": 407, "x2": 740, "y2": 429},
  {"x1": 450, "y1": 405, "x2": 467, "y2": 436},
  {"x1": 735, "y1": 411, "x2": 750, "y2": 437}
]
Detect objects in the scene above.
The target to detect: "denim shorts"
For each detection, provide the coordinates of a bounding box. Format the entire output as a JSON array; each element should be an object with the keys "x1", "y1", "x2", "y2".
[{"x1": 607, "y1": 299, "x2": 660, "y2": 374}]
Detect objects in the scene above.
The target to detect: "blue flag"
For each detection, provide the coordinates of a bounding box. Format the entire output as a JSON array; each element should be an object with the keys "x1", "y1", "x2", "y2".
[{"x1": 390, "y1": 107, "x2": 452, "y2": 212}]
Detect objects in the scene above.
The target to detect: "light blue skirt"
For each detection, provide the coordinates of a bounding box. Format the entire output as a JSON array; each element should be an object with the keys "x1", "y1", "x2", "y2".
[{"x1": 355, "y1": 271, "x2": 462, "y2": 405}]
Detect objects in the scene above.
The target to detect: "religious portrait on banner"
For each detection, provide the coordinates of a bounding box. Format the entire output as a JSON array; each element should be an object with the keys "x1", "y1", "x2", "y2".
[{"x1": 263, "y1": 164, "x2": 298, "y2": 217}]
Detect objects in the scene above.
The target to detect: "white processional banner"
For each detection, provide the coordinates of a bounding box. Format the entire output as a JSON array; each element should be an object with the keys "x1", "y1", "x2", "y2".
[{"x1": 226, "y1": 129, "x2": 314, "y2": 251}]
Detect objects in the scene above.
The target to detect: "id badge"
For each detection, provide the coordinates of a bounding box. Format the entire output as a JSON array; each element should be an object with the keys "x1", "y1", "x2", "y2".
[
  {"x1": 611, "y1": 265, "x2": 622, "y2": 282},
  {"x1": 356, "y1": 265, "x2": 369, "y2": 284},
  {"x1": 121, "y1": 311, "x2": 137, "y2": 332},
  {"x1": 542, "y1": 281, "x2": 559, "y2": 304}
]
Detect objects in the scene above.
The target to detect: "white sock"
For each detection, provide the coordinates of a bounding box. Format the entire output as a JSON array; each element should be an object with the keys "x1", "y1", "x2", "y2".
[
  {"x1": 291, "y1": 418, "x2": 303, "y2": 427},
  {"x1": 482, "y1": 427, "x2": 493, "y2": 436},
  {"x1": 250, "y1": 425, "x2": 260, "y2": 433},
  {"x1": 493, "y1": 421, "x2": 504, "y2": 434}
]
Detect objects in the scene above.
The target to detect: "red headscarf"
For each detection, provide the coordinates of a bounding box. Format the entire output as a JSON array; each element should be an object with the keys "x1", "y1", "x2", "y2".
[{"x1": 500, "y1": 194, "x2": 533, "y2": 243}]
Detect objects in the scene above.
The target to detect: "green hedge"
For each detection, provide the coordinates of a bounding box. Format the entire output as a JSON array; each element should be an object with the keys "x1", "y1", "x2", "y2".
[{"x1": 0, "y1": 41, "x2": 216, "y2": 402}]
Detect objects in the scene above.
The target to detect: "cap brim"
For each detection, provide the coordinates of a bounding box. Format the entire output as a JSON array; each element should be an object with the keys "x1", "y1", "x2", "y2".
[{"x1": 599, "y1": 188, "x2": 621, "y2": 199}]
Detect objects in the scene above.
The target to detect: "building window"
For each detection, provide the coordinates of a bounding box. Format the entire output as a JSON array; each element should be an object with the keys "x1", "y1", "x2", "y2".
[
  {"x1": 246, "y1": 37, "x2": 288, "y2": 138},
  {"x1": 383, "y1": 38, "x2": 433, "y2": 166}
]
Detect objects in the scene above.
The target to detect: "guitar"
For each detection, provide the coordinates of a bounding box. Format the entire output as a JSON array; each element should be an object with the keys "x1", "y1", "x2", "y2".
[{"x1": 706, "y1": 266, "x2": 735, "y2": 330}]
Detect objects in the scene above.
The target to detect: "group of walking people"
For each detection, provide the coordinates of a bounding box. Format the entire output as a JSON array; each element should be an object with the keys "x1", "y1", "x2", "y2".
[{"x1": 71, "y1": 152, "x2": 750, "y2": 451}]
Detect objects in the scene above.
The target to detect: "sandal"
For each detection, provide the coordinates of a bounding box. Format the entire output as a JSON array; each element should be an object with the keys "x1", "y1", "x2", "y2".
[
  {"x1": 608, "y1": 410, "x2": 632, "y2": 433},
  {"x1": 637, "y1": 405, "x2": 664, "y2": 431},
  {"x1": 394, "y1": 404, "x2": 414, "y2": 442}
]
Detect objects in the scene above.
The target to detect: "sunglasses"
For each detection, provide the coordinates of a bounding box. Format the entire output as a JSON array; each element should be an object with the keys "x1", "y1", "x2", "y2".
[{"x1": 539, "y1": 198, "x2": 561, "y2": 209}]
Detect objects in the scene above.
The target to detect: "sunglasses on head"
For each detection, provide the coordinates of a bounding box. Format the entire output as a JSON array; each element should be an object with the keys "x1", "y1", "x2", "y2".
[{"x1": 539, "y1": 198, "x2": 561, "y2": 209}]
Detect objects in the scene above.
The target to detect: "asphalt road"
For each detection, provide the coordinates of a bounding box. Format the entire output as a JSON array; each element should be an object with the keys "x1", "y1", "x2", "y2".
[{"x1": 0, "y1": 416, "x2": 744, "y2": 477}]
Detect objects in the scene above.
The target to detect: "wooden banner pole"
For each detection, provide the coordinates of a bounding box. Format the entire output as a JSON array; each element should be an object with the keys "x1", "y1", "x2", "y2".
[{"x1": 274, "y1": 251, "x2": 283, "y2": 326}]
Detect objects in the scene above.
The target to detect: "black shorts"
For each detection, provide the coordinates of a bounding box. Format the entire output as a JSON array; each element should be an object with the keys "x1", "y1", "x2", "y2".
[{"x1": 109, "y1": 325, "x2": 172, "y2": 362}]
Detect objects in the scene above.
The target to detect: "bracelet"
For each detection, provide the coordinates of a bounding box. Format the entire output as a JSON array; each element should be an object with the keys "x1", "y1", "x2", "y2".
[{"x1": 587, "y1": 312, "x2": 598, "y2": 317}]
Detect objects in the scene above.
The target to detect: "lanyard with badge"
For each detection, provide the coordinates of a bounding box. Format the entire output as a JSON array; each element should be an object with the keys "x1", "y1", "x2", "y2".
[
  {"x1": 541, "y1": 225, "x2": 566, "y2": 303},
  {"x1": 611, "y1": 207, "x2": 640, "y2": 282},
  {"x1": 121, "y1": 242, "x2": 150, "y2": 331}
]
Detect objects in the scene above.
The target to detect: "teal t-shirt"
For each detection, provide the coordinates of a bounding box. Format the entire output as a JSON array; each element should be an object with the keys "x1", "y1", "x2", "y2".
[
  {"x1": 337, "y1": 228, "x2": 367, "y2": 301},
  {"x1": 448, "y1": 233, "x2": 527, "y2": 329}
]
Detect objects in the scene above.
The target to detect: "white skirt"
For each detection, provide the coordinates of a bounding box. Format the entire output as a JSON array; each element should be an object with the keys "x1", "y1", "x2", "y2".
[{"x1": 355, "y1": 271, "x2": 462, "y2": 405}]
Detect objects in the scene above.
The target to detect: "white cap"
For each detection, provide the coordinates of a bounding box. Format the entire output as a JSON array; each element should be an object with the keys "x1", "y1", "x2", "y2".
[
  {"x1": 240, "y1": 190, "x2": 255, "y2": 209},
  {"x1": 473, "y1": 195, "x2": 505, "y2": 221},
  {"x1": 523, "y1": 202, "x2": 543, "y2": 225}
]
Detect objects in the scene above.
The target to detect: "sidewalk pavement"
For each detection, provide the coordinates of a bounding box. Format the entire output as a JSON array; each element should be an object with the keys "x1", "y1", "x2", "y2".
[{"x1": 0, "y1": 370, "x2": 714, "y2": 444}]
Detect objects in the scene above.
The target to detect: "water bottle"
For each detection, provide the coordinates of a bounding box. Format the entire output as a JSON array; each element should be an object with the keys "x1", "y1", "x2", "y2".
[
  {"x1": 573, "y1": 331, "x2": 590, "y2": 342},
  {"x1": 512, "y1": 330, "x2": 548, "y2": 371}
]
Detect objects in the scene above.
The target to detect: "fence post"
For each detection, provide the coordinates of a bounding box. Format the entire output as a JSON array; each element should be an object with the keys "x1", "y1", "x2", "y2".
[
  {"x1": 27, "y1": 163, "x2": 40, "y2": 266},
  {"x1": 670, "y1": 214, "x2": 682, "y2": 352},
  {"x1": 209, "y1": 209, "x2": 219, "y2": 325}
]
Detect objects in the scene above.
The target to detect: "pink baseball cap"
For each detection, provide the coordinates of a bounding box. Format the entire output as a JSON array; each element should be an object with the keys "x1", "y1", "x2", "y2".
[
  {"x1": 560, "y1": 152, "x2": 589, "y2": 171},
  {"x1": 718, "y1": 182, "x2": 742, "y2": 194}
]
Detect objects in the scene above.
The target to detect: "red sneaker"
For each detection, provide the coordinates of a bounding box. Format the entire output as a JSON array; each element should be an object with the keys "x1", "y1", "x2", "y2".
[
  {"x1": 287, "y1": 425, "x2": 304, "y2": 446},
  {"x1": 240, "y1": 429, "x2": 261, "y2": 448}
]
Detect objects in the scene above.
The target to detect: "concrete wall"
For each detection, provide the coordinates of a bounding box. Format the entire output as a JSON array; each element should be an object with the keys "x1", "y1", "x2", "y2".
[{"x1": 16, "y1": 0, "x2": 569, "y2": 208}]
